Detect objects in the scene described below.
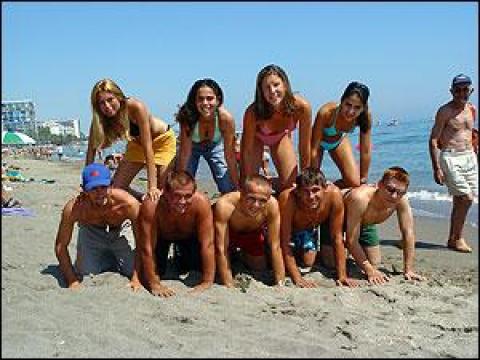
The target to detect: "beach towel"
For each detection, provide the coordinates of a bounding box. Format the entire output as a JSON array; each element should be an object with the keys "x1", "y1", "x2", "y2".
[{"x1": 2, "y1": 207, "x2": 35, "y2": 217}]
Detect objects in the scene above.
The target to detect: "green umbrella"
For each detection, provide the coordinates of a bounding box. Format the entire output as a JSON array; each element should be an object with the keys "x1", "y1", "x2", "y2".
[{"x1": 2, "y1": 131, "x2": 36, "y2": 145}]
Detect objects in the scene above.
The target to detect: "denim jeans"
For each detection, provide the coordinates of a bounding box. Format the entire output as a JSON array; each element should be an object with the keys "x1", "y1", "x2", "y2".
[{"x1": 187, "y1": 140, "x2": 234, "y2": 193}]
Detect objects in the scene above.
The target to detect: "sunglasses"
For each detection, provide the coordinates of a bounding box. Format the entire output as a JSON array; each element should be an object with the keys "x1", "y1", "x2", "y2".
[
  {"x1": 453, "y1": 86, "x2": 473, "y2": 95},
  {"x1": 384, "y1": 184, "x2": 407, "y2": 197}
]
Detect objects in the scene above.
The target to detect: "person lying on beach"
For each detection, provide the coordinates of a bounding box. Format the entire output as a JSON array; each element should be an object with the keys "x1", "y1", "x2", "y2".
[
  {"x1": 311, "y1": 81, "x2": 372, "y2": 188},
  {"x1": 2, "y1": 187, "x2": 21, "y2": 208},
  {"x1": 241, "y1": 64, "x2": 312, "y2": 192},
  {"x1": 278, "y1": 168, "x2": 358, "y2": 288},
  {"x1": 214, "y1": 174, "x2": 285, "y2": 287},
  {"x1": 85, "y1": 78, "x2": 176, "y2": 202},
  {"x1": 137, "y1": 170, "x2": 215, "y2": 297},
  {"x1": 54, "y1": 163, "x2": 141, "y2": 290},
  {"x1": 343, "y1": 166, "x2": 425, "y2": 285}
]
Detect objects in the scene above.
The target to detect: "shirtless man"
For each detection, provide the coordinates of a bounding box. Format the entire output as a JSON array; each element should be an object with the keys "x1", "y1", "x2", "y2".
[
  {"x1": 344, "y1": 167, "x2": 425, "y2": 285},
  {"x1": 429, "y1": 74, "x2": 477, "y2": 253},
  {"x1": 54, "y1": 163, "x2": 141, "y2": 290},
  {"x1": 279, "y1": 168, "x2": 357, "y2": 288},
  {"x1": 214, "y1": 175, "x2": 285, "y2": 287},
  {"x1": 137, "y1": 170, "x2": 215, "y2": 297}
]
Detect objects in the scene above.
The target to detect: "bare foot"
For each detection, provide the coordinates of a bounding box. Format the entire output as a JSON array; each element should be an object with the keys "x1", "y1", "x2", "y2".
[{"x1": 447, "y1": 238, "x2": 472, "y2": 253}]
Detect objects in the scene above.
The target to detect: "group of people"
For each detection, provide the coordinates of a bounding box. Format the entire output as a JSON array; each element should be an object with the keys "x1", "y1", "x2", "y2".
[{"x1": 54, "y1": 66, "x2": 477, "y2": 297}]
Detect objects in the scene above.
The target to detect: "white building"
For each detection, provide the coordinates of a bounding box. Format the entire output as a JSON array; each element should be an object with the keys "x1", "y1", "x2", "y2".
[
  {"x1": 1, "y1": 100, "x2": 37, "y2": 133},
  {"x1": 42, "y1": 118, "x2": 81, "y2": 138}
]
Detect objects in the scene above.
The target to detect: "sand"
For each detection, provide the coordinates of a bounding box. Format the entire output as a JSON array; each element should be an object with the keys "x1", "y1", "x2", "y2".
[{"x1": 2, "y1": 158, "x2": 478, "y2": 358}]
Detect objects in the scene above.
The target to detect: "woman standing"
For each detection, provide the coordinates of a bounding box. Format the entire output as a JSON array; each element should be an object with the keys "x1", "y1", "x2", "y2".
[
  {"x1": 311, "y1": 81, "x2": 372, "y2": 188},
  {"x1": 241, "y1": 64, "x2": 312, "y2": 192},
  {"x1": 176, "y1": 78, "x2": 239, "y2": 193},
  {"x1": 86, "y1": 79, "x2": 176, "y2": 201}
]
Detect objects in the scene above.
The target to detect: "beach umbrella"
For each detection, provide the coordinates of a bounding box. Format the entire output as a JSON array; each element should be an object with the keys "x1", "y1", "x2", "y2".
[{"x1": 1, "y1": 130, "x2": 36, "y2": 145}]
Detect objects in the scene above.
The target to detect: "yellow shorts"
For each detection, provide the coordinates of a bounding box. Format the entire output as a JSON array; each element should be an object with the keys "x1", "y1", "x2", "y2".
[{"x1": 124, "y1": 128, "x2": 176, "y2": 166}]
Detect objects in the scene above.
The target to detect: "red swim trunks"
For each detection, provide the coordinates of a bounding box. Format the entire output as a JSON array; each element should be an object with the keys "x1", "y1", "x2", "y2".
[{"x1": 229, "y1": 228, "x2": 266, "y2": 257}]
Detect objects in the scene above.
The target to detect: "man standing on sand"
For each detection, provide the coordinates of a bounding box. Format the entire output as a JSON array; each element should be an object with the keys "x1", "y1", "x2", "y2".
[
  {"x1": 137, "y1": 170, "x2": 215, "y2": 297},
  {"x1": 429, "y1": 74, "x2": 478, "y2": 253},
  {"x1": 343, "y1": 167, "x2": 425, "y2": 285},
  {"x1": 54, "y1": 163, "x2": 141, "y2": 290},
  {"x1": 214, "y1": 175, "x2": 285, "y2": 287},
  {"x1": 278, "y1": 168, "x2": 358, "y2": 288},
  {"x1": 56, "y1": 144, "x2": 64, "y2": 161}
]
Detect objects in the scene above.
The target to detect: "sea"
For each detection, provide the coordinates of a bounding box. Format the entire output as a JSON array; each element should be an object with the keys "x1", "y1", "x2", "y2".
[{"x1": 62, "y1": 118, "x2": 478, "y2": 227}]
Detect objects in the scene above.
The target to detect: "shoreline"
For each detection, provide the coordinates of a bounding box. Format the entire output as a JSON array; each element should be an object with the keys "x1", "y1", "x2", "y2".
[
  {"x1": 2, "y1": 157, "x2": 478, "y2": 357},
  {"x1": 4, "y1": 154, "x2": 478, "y2": 226}
]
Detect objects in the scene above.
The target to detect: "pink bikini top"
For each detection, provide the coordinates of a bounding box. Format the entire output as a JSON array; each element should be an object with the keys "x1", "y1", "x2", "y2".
[{"x1": 255, "y1": 118, "x2": 297, "y2": 146}]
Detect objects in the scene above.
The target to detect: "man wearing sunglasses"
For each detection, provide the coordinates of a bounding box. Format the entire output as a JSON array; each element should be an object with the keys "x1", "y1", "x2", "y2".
[
  {"x1": 343, "y1": 167, "x2": 425, "y2": 285},
  {"x1": 429, "y1": 74, "x2": 477, "y2": 253}
]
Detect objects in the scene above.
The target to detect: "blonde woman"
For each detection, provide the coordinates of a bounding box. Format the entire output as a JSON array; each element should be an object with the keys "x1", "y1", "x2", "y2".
[{"x1": 86, "y1": 79, "x2": 176, "y2": 201}]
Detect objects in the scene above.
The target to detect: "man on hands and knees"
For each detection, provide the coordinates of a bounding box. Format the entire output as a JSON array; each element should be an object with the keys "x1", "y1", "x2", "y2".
[
  {"x1": 137, "y1": 170, "x2": 215, "y2": 297},
  {"x1": 343, "y1": 167, "x2": 425, "y2": 285},
  {"x1": 278, "y1": 167, "x2": 358, "y2": 288},
  {"x1": 54, "y1": 163, "x2": 141, "y2": 290},
  {"x1": 214, "y1": 175, "x2": 285, "y2": 288},
  {"x1": 429, "y1": 74, "x2": 478, "y2": 253}
]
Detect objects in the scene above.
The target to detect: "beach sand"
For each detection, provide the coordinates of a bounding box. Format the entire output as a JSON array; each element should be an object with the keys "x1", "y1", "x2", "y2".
[{"x1": 2, "y1": 158, "x2": 478, "y2": 358}]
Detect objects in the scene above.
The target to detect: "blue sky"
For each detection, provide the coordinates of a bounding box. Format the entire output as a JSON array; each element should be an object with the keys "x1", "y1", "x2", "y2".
[{"x1": 2, "y1": 2, "x2": 478, "y2": 134}]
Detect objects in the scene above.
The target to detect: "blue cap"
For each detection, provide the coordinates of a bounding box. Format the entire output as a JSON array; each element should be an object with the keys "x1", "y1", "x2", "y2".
[
  {"x1": 82, "y1": 163, "x2": 111, "y2": 191},
  {"x1": 452, "y1": 74, "x2": 472, "y2": 87}
]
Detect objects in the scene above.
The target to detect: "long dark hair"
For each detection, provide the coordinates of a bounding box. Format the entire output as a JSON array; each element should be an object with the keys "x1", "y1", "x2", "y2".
[
  {"x1": 340, "y1": 81, "x2": 371, "y2": 133},
  {"x1": 253, "y1": 64, "x2": 297, "y2": 120},
  {"x1": 175, "y1": 78, "x2": 224, "y2": 134}
]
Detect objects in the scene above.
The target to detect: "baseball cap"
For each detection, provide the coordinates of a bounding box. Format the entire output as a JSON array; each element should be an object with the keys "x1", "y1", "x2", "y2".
[
  {"x1": 82, "y1": 163, "x2": 111, "y2": 191},
  {"x1": 451, "y1": 74, "x2": 472, "y2": 87}
]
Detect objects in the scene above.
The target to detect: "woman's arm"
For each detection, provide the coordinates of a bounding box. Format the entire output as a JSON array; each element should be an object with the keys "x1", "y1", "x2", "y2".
[
  {"x1": 128, "y1": 99, "x2": 159, "y2": 200},
  {"x1": 219, "y1": 109, "x2": 240, "y2": 189},
  {"x1": 85, "y1": 124, "x2": 97, "y2": 165},
  {"x1": 310, "y1": 106, "x2": 328, "y2": 169},
  {"x1": 359, "y1": 112, "x2": 372, "y2": 184},
  {"x1": 240, "y1": 106, "x2": 257, "y2": 180},
  {"x1": 177, "y1": 122, "x2": 193, "y2": 172},
  {"x1": 295, "y1": 96, "x2": 312, "y2": 170}
]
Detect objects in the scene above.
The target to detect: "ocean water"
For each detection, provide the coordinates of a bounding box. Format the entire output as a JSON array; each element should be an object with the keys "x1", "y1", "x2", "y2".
[{"x1": 63, "y1": 117, "x2": 478, "y2": 226}]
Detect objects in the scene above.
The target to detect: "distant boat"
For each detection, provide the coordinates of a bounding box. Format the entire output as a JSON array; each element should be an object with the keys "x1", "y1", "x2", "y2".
[{"x1": 387, "y1": 119, "x2": 399, "y2": 126}]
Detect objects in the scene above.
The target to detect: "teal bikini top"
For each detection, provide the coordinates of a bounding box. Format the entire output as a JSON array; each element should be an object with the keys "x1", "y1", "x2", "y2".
[
  {"x1": 323, "y1": 106, "x2": 355, "y2": 138},
  {"x1": 191, "y1": 109, "x2": 222, "y2": 144}
]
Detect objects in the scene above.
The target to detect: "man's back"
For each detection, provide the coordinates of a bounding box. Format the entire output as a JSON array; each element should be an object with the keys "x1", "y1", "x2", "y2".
[
  {"x1": 344, "y1": 185, "x2": 399, "y2": 226},
  {"x1": 70, "y1": 188, "x2": 139, "y2": 227},
  {"x1": 154, "y1": 191, "x2": 211, "y2": 241},
  {"x1": 215, "y1": 191, "x2": 273, "y2": 233}
]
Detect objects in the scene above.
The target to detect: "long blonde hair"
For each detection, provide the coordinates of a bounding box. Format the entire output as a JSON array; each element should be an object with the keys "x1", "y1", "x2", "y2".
[{"x1": 90, "y1": 79, "x2": 131, "y2": 149}]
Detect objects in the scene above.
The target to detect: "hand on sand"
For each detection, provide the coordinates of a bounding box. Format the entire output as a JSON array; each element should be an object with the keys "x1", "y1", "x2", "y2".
[
  {"x1": 448, "y1": 238, "x2": 473, "y2": 253},
  {"x1": 68, "y1": 280, "x2": 82, "y2": 290},
  {"x1": 336, "y1": 277, "x2": 360, "y2": 288},
  {"x1": 188, "y1": 282, "x2": 212, "y2": 295},
  {"x1": 127, "y1": 279, "x2": 142, "y2": 292},
  {"x1": 146, "y1": 187, "x2": 162, "y2": 201},
  {"x1": 403, "y1": 271, "x2": 426, "y2": 281},
  {"x1": 150, "y1": 283, "x2": 176, "y2": 297},
  {"x1": 367, "y1": 269, "x2": 390, "y2": 285},
  {"x1": 433, "y1": 168, "x2": 444, "y2": 186},
  {"x1": 294, "y1": 277, "x2": 317, "y2": 288}
]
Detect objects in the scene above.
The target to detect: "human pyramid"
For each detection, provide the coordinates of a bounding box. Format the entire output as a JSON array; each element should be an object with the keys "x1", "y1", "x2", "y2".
[{"x1": 54, "y1": 66, "x2": 477, "y2": 296}]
